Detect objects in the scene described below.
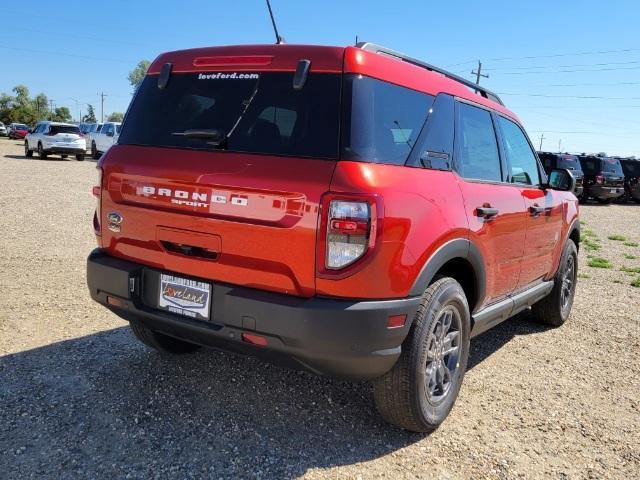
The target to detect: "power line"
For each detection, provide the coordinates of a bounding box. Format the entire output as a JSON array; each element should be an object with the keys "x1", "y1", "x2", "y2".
[
  {"x1": 498, "y1": 93, "x2": 640, "y2": 100},
  {"x1": 0, "y1": 45, "x2": 133, "y2": 64},
  {"x1": 501, "y1": 65, "x2": 640, "y2": 75},
  {"x1": 3, "y1": 25, "x2": 157, "y2": 49},
  {"x1": 483, "y1": 59, "x2": 640, "y2": 71},
  {"x1": 445, "y1": 47, "x2": 640, "y2": 68}
]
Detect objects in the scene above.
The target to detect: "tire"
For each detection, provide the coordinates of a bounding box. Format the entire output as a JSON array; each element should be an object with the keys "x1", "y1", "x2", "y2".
[
  {"x1": 91, "y1": 142, "x2": 100, "y2": 160},
  {"x1": 76, "y1": 154, "x2": 85, "y2": 161},
  {"x1": 37, "y1": 143, "x2": 48, "y2": 159},
  {"x1": 373, "y1": 277, "x2": 470, "y2": 432},
  {"x1": 130, "y1": 320, "x2": 201, "y2": 354},
  {"x1": 61, "y1": 154, "x2": 68, "y2": 159},
  {"x1": 24, "y1": 142, "x2": 33, "y2": 158},
  {"x1": 532, "y1": 240, "x2": 578, "y2": 327}
]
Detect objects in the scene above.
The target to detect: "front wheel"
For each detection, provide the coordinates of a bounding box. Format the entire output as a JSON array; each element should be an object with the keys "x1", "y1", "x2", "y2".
[
  {"x1": 373, "y1": 277, "x2": 470, "y2": 432},
  {"x1": 24, "y1": 142, "x2": 33, "y2": 158},
  {"x1": 76, "y1": 154, "x2": 85, "y2": 161},
  {"x1": 532, "y1": 240, "x2": 578, "y2": 327}
]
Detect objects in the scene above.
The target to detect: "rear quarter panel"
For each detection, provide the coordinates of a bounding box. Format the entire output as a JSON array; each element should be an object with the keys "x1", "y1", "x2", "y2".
[{"x1": 319, "y1": 161, "x2": 468, "y2": 299}]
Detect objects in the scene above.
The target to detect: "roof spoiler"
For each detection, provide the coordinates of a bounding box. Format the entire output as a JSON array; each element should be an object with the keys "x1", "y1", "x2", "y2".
[{"x1": 356, "y1": 42, "x2": 504, "y2": 106}]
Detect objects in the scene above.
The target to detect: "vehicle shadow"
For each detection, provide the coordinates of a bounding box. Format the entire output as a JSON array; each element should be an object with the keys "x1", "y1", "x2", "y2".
[
  {"x1": 0, "y1": 313, "x2": 544, "y2": 478},
  {"x1": 3, "y1": 154, "x2": 77, "y2": 162}
]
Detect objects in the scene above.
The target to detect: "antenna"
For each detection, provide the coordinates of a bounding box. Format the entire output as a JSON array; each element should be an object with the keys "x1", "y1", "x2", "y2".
[{"x1": 265, "y1": 0, "x2": 284, "y2": 44}]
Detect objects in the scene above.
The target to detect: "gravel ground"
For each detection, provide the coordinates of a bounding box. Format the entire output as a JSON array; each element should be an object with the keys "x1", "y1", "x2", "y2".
[{"x1": 0, "y1": 137, "x2": 638, "y2": 479}]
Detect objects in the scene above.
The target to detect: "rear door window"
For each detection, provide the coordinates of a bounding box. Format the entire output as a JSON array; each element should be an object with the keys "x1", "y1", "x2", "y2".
[
  {"x1": 341, "y1": 74, "x2": 433, "y2": 165},
  {"x1": 497, "y1": 116, "x2": 540, "y2": 186},
  {"x1": 119, "y1": 72, "x2": 341, "y2": 159},
  {"x1": 455, "y1": 102, "x2": 502, "y2": 182}
]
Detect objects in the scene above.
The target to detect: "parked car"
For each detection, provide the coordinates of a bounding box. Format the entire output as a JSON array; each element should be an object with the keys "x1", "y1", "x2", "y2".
[
  {"x1": 85, "y1": 123, "x2": 103, "y2": 151},
  {"x1": 25, "y1": 121, "x2": 86, "y2": 160},
  {"x1": 91, "y1": 122, "x2": 121, "y2": 159},
  {"x1": 538, "y1": 152, "x2": 584, "y2": 199},
  {"x1": 8, "y1": 123, "x2": 30, "y2": 139},
  {"x1": 86, "y1": 42, "x2": 579, "y2": 432},
  {"x1": 0, "y1": 122, "x2": 7, "y2": 136},
  {"x1": 578, "y1": 155, "x2": 625, "y2": 204},
  {"x1": 619, "y1": 158, "x2": 640, "y2": 203}
]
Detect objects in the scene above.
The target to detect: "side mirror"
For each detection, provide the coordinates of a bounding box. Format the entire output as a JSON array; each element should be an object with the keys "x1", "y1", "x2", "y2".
[{"x1": 547, "y1": 168, "x2": 576, "y2": 192}]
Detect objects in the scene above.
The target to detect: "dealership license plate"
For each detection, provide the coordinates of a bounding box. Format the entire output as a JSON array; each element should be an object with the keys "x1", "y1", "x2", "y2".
[
  {"x1": 158, "y1": 274, "x2": 211, "y2": 320},
  {"x1": 610, "y1": 188, "x2": 617, "y2": 193}
]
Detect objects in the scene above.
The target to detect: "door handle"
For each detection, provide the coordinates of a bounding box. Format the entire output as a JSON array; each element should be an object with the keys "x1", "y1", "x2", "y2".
[
  {"x1": 476, "y1": 206, "x2": 499, "y2": 219},
  {"x1": 529, "y1": 204, "x2": 546, "y2": 216}
]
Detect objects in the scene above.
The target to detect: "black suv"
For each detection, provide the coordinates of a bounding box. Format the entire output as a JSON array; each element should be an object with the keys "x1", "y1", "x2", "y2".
[
  {"x1": 578, "y1": 155, "x2": 625, "y2": 204},
  {"x1": 619, "y1": 158, "x2": 640, "y2": 203},
  {"x1": 538, "y1": 152, "x2": 584, "y2": 199}
]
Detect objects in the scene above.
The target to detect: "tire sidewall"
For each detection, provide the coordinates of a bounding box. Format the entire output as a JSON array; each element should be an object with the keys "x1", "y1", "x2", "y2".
[
  {"x1": 558, "y1": 240, "x2": 578, "y2": 321},
  {"x1": 411, "y1": 280, "x2": 471, "y2": 426}
]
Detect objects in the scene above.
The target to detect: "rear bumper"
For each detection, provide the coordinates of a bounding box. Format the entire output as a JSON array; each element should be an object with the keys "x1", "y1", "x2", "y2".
[
  {"x1": 86, "y1": 249, "x2": 420, "y2": 379},
  {"x1": 585, "y1": 185, "x2": 624, "y2": 200},
  {"x1": 43, "y1": 146, "x2": 85, "y2": 154}
]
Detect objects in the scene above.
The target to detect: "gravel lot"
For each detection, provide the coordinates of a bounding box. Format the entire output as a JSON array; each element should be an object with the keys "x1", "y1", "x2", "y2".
[{"x1": 0, "y1": 137, "x2": 638, "y2": 479}]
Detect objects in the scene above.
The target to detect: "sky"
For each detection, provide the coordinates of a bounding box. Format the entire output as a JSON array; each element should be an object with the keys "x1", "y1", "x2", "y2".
[{"x1": 1, "y1": 0, "x2": 638, "y2": 156}]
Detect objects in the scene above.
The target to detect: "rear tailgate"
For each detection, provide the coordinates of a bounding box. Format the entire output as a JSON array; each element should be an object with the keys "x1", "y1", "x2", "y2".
[
  {"x1": 98, "y1": 45, "x2": 345, "y2": 297},
  {"x1": 100, "y1": 146, "x2": 335, "y2": 297}
]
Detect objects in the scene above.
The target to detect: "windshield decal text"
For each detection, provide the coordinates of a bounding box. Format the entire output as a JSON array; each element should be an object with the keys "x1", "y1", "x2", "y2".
[{"x1": 198, "y1": 72, "x2": 259, "y2": 80}]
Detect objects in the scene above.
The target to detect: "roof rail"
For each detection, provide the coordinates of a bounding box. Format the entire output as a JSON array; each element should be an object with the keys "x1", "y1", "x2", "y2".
[{"x1": 356, "y1": 42, "x2": 504, "y2": 106}]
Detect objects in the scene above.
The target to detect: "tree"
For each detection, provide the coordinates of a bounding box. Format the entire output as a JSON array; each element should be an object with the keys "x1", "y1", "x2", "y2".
[
  {"x1": 50, "y1": 107, "x2": 72, "y2": 122},
  {"x1": 34, "y1": 93, "x2": 48, "y2": 121},
  {"x1": 128, "y1": 60, "x2": 150, "y2": 91},
  {"x1": 107, "y1": 112, "x2": 124, "y2": 122},
  {"x1": 82, "y1": 104, "x2": 97, "y2": 123}
]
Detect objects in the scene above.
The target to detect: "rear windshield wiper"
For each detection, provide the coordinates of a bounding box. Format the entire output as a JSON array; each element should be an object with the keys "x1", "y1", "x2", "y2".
[
  {"x1": 217, "y1": 78, "x2": 261, "y2": 150},
  {"x1": 171, "y1": 129, "x2": 224, "y2": 142}
]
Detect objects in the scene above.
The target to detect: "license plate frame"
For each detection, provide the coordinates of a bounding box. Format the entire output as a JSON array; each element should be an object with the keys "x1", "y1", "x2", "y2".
[{"x1": 157, "y1": 273, "x2": 211, "y2": 321}]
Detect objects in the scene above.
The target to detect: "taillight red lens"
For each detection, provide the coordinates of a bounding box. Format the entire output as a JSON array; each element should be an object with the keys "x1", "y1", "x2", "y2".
[{"x1": 317, "y1": 194, "x2": 381, "y2": 274}]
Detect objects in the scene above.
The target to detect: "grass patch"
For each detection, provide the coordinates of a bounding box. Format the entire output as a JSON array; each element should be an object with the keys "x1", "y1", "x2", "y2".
[
  {"x1": 623, "y1": 253, "x2": 637, "y2": 260},
  {"x1": 577, "y1": 273, "x2": 591, "y2": 279},
  {"x1": 608, "y1": 234, "x2": 627, "y2": 241},
  {"x1": 588, "y1": 257, "x2": 613, "y2": 269},
  {"x1": 632, "y1": 277, "x2": 640, "y2": 288},
  {"x1": 582, "y1": 238, "x2": 601, "y2": 251},
  {"x1": 621, "y1": 266, "x2": 640, "y2": 274},
  {"x1": 583, "y1": 229, "x2": 596, "y2": 238},
  {"x1": 623, "y1": 241, "x2": 639, "y2": 247}
]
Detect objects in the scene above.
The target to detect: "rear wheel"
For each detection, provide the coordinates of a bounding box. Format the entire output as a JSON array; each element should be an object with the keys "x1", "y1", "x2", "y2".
[
  {"x1": 130, "y1": 320, "x2": 201, "y2": 354},
  {"x1": 532, "y1": 240, "x2": 578, "y2": 327},
  {"x1": 24, "y1": 141, "x2": 33, "y2": 158},
  {"x1": 373, "y1": 277, "x2": 470, "y2": 432},
  {"x1": 37, "y1": 143, "x2": 47, "y2": 159},
  {"x1": 91, "y1": 142, "x2": 100, "y2": 160},
  {"x1": 76, "y1": 154, "x2": 85, "y2": 161},
  {"x1": 61, "y1": 154, "x2": 68, "y2": 159}
]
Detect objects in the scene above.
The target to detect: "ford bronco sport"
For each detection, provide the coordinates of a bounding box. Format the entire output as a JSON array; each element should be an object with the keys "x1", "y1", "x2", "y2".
[{"x1": 87, "y1": 43, "x2": 580, "y2": 432}]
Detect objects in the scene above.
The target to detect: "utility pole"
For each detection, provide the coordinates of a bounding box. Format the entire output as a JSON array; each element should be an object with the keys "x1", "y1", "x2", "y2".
[
  {"x1": 471, "y1": 60, "x2": 489, "y2": 85},
  {"x1": 558, "y1": 139, "x2": 562, "y2": 153},
  {"x1": 99, "y1": 92, "x2": 107, "y2": 123},
  {"x1": 538, "y1": 133, "x2": 545, "y2": 151},
  {"x1": 49, "y1": 99, "x2": 54, "y2": 114}
]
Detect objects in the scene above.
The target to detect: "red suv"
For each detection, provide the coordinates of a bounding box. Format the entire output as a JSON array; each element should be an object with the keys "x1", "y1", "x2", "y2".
[{"x1": 87, "y1": 43, "x2": 580, "y2": 432}]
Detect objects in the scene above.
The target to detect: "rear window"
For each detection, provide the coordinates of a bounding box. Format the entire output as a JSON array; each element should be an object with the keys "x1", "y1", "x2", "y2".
[
  {"x1": 15, "y1": 124, "x2": 29, "y2": 130},
  {"x1": 580, "y1": 157, "x2": 599, "y2": 175},
  {"x1": 602, "y1": 158, "x2": 624, "y2": 175},
  {"x1": 557, "y1": 155, "x2": 582, "y2": 171},
  {"x1": 341, "y1": 74, "x2": 434, "y2": 165},
  {"x1": 621, "y1": 161, "x2": 640, "y2": 177},
  {"x1": 49, "y1": 125, "x2": 80, "y2": 135},
  {"x1": 119, "y1": 72, "x2": 341, "y2": 159}
]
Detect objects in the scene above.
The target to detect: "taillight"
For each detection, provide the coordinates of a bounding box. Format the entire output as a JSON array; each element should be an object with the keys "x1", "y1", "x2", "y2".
[
  {"x1": 595, "y1": 175, "x2": 604, "y2": 184},
  {"x1": 93, "y1": 167, "x2": 102, "y2": 234},
  {"x1": 317, "y1": 194, "x2": 381, "y2": 274}
]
